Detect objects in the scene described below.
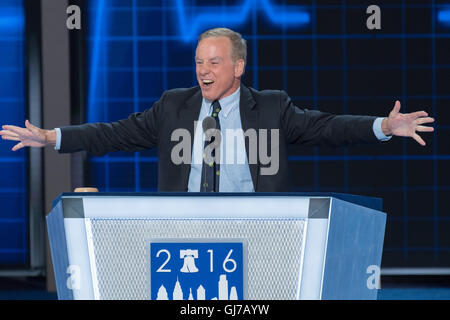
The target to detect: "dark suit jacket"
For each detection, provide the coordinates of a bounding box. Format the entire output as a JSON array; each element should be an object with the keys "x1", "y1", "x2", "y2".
[{"x1": 59, "y1": 84, "x2": 381, "y2": 192}]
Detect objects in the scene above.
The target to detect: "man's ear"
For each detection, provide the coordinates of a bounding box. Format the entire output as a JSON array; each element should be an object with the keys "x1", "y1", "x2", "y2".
[{"x1": 234, "y1": 59, "x2": 245, "y2": 78}]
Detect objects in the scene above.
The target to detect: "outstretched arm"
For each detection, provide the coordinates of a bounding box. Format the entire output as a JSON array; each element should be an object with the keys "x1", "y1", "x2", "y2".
[
  {"x1": 1, "y1": 92, "x2": 164, "y2": 155},
  {"x1": 0, "y1": 120, "x2": 56, "y2": 151},
  {"x1": 381, "y1": 100, "x2": 435, "y2": 146}
]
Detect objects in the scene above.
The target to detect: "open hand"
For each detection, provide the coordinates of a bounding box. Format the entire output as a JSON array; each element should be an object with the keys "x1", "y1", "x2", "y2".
[
  {"x1": 0, "y1": 120, "x2": 55, "y2": 151},
  {"x1": 382, "y1": 101, "x2": 435, "y2": 146}
]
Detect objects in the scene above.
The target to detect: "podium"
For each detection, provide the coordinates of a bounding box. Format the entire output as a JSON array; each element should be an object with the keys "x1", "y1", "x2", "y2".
[{"x1": 47, "y1": 193, "x2": 386, "y2": 300}]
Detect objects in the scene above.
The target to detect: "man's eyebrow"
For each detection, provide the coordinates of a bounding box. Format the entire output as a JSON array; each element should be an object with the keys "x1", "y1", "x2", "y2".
[{"x1": 195, "y1": 56, "x2": 223, "y2": 62}]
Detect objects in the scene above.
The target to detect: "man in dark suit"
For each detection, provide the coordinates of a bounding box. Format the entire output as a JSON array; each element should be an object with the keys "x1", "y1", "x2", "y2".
[{"x1": 0, "y1": 28, "x2": 435, "y2": 192}]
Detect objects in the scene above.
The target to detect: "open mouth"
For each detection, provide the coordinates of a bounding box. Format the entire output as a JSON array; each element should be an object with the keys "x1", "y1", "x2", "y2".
[{"x1": 202, "y1": 79, "x2": 214, "y2": 87}]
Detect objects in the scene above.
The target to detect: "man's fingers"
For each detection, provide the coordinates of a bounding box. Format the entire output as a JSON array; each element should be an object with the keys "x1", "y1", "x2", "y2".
[
  {"x1": 0, "y1": 130, "x2": 20, "y2": 138},
  {"x1": 410, "y1": 111, "x2": 429, "y2": 119},
  {"x1": 416, "y1": 125, "x2": 434, "y2": 132},
  {"x1": 2, "y1": 125, "x2": 27, "y2": 135},
  {"x1": 12, "y1": 142, "x2": 24, "y2": 152},
  {"x1": 1, "y1": 135, "x2": 21, "y2": 142},
  {"x1": 413, "y1": 133, "x2": 426, "y2": 146},
  {"x1": 391, "y1": 100, "x2": 401, "y2": 114},
  {"x1": 416, "y1": 117, "x2": 435, "y2": 125},
  {"x1": 25, "y1": 120, "x2": 41, "y2": 135}
]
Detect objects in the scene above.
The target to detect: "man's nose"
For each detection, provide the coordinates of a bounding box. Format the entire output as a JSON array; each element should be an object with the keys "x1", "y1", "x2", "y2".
[{"x1": 198, "y1": 64, "x2": 210, "y2": 76}]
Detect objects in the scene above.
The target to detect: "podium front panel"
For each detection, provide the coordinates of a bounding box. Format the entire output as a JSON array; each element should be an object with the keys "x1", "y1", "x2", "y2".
[
  {"x1": 89, "y1": 219, "x2": 305, "y2": 300},
  {"x1": 47, "y1": 193, "x2": 385, "y2": 300}
]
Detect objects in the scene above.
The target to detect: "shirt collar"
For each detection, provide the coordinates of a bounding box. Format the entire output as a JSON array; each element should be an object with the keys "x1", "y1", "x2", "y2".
[{"x1": 203, "y1": 87, "x2": 241, "y2": 117}]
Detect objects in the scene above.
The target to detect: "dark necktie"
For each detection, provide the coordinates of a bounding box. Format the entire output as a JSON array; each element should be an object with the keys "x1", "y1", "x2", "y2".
[{"x1": 200, "y1": 100, "x2": 222, "y2": 192}]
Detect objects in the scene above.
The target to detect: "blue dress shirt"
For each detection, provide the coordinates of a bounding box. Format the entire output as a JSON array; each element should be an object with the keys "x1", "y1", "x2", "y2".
[{"x1": 187, "y1": 87, "x2": 255, "y2": 192}]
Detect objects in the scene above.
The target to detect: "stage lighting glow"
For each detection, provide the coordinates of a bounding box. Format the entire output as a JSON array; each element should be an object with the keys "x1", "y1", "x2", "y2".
[
  {"x1": 0, "y1": 7, "x2": 24, "y2": 34},
  {"x1": 438, "y1": 8, "x2": 450, "y2": 25},
  {"x1": 175, "y1": 0, "x2": 311, "y2": 42},
  {"x1": 88, "y1": 0, "x2": 106, "y2": 123}
]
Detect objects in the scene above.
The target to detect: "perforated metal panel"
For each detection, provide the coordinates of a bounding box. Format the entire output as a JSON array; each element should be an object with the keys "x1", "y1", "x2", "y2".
[{"x1": 89, "y1": 218, "x2": 306, "y2": 300}]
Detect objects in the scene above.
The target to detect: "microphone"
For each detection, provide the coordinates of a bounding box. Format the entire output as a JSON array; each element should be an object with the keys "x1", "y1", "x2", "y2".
[
  {"x1": 202, "y1": 116, "x2": 216, "y2": 134},
  {"x1": 202, "y1": 116, "x2": 220, "y2": 148}
]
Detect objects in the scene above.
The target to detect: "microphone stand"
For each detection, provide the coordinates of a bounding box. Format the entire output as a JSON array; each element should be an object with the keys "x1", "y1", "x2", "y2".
[{"x1": 201, "y1": 116, "x2": 220, "y2": 192}]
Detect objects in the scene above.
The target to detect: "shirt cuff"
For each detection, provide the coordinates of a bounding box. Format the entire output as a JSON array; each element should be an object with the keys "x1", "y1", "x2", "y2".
[
  {"x1": 54, "y1": 128, "x2": 62, "y2": 150},
  {"x1": 372, "y1": 117, "x2": 392, "y2": 141}
]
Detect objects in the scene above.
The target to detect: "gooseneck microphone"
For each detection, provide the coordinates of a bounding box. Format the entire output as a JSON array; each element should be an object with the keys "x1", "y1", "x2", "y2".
[{"x1": 202, "y1": 116, "x2": 216, "y2": 134}]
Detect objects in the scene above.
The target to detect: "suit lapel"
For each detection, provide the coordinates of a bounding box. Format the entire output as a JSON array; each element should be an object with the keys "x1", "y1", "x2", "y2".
[
  {"x1": 239, "y1": 85, "x2": 259, "y2": 191},
  {"x1": 178, "y1": 88, "x2": 203, "y2": 190}
]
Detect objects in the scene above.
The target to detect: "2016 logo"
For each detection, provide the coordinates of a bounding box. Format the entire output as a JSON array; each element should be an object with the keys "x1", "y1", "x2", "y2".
[{"x1": 150, "y1": 242, "x2": 245, "y2": 300}]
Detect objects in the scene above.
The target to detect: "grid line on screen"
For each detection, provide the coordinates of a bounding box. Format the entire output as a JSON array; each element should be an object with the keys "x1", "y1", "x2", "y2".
[
  {"x1": 86, "y1": 0, "x2": 450, "y2": 268},
  {"x1": 431, "y1": 0, "x2": 438, "y2": 262}
]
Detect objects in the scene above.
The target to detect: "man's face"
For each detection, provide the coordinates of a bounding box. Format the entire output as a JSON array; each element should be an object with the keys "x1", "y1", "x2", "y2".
[{"x1": 195, "y1": 36, "x2": 244, "y2": 101}]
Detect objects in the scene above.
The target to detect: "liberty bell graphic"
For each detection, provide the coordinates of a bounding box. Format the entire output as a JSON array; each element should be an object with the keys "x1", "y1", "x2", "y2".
[{"x1": 180, "y1": 249, "x2": 199, "y2": 273}]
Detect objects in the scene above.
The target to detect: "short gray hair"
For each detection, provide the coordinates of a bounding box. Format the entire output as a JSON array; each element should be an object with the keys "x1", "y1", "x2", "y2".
[{"x1": 198, "y1": 28, "x2": 247, "y2": 65}]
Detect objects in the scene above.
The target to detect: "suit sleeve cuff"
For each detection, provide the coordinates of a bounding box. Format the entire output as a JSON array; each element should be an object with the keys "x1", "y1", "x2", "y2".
[{"x1": 373, "y1": 117, "x2": 392, "y2": 141}]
